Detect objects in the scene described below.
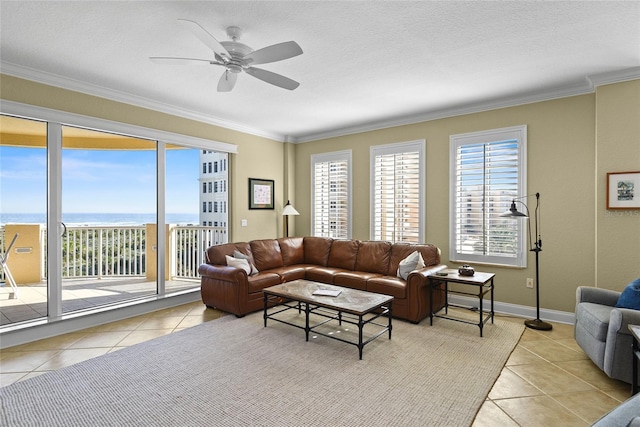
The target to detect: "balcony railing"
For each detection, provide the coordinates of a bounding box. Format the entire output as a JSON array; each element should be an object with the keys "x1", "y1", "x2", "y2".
[
  {"x1": 171, "y1": 226, "x2": 226, "y2": 278},
  {"x1": 0, "y1": 224, "x2": 227, "y2": 284}
]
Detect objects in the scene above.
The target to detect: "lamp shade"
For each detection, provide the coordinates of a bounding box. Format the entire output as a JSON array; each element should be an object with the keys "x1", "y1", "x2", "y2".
[
  {"x1": 500, "y1": 201, "x2": 528, "y2": 218},
  {"x1": 282, "y1": 200, "x2": 299, "y2": 216}
]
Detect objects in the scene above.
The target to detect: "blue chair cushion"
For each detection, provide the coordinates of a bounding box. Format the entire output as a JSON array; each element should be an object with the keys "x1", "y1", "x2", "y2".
[{"x1": 615, "y1": 277, "x2": 640, "y2": 310}]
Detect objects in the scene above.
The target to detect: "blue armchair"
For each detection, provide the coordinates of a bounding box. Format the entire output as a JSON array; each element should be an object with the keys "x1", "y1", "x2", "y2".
[{"x1": 575, "y1": 286, "x2": 640, "y2": 384}]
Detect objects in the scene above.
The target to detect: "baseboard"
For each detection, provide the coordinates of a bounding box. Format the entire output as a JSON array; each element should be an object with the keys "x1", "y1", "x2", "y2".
[{"x1": 448, "y1": 294, "x2": 574, "y2": 325}]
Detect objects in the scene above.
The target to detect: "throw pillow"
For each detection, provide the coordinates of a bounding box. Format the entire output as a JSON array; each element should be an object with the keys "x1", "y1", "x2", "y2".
[
  {"x1": 225, "y1": 255, "x2": 251, "y2": 275},
  {"x1": 615, "y1": 277, "x2": 640, "y2": 310},
  {"x1": 397, "y1": 251, "x2": 426, "y2": 280},
  {"x1": 233, "y1": 250, "x2": 259, "y2": 275}
]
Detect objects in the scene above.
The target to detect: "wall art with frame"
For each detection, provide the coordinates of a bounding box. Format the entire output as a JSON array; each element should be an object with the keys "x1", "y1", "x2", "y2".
[
  {"x1": 607, "y1": 171, "x2": 640, "y2": 209},
  {"x1": 249, "y1": 178, "x2": 274, "y2": 210}
]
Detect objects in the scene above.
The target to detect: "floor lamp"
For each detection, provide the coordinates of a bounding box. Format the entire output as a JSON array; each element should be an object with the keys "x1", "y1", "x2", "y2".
[
  {"x1": 282, "y1": 200, "x2": 299, "y2": 237},
  {"x1": 500, "y1": 192, "x2": 553, "y2": 331}
]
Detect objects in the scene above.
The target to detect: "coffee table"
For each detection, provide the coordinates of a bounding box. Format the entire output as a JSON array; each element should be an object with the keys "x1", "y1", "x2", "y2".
[{"x1": 263, "y1": 280, "x2": 393, "y2": 359}]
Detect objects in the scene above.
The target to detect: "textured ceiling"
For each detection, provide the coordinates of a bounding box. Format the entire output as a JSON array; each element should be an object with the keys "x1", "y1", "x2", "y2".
[{"x1": 1, "y1": 1, "x2": 639, "y2": 142}]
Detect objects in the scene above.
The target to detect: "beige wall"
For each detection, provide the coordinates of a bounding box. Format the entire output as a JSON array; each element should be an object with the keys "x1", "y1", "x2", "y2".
[
  {"x1": 595, "y1": 80, "x2": 640, "y2": 288},
  {"x1": 2, "y1": 74, "x2": 638, "y2": 314},
  {"x1": 0, "y1": 74, "x2": 287, "y2": 242},
  {"x1": 294, "y1": 88, "x2": 638, "y2": 313}
]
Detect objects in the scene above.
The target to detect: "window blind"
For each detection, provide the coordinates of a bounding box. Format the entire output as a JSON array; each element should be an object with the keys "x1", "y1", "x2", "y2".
[
  {"x1": 312, "y1": 151, "x2": 351, "y2": 239},
  {"x1": 450, "y1": 125, "x2": 527, "y2": 267},
  {"x1": 371, "y1": 141, "x2": 424, "y2": 243}
]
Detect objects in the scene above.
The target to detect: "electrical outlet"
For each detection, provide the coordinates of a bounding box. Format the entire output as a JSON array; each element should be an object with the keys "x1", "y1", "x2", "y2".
[{"x1": 526, "y1": 278, "x2": 534, "y2": 288}]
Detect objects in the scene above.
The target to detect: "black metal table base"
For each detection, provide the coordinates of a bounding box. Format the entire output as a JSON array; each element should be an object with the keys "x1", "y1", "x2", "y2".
[
  {"x1": 263, "y1": 294, "x2": 392, "y2": 360},
  {"x1": 429, "y1": 275, "x2": 494, "y2": 337}
]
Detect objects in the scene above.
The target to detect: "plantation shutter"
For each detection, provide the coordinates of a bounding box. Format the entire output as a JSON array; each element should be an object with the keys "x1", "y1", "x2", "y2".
[
  {"x1": 371, "y1": 141, "x2": 424, "y2": 243},
  {"x1": 450, "y1": 126, "x2": 527, "y2": 267},
  {"x1": 312, "y1": 151, "x2": 351, "y2": 238}
]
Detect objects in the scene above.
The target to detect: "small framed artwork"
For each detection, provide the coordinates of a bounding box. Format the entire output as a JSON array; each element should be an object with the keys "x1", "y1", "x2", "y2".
[
  {"x1": 607, "y1": 171, "x2": 640, "y2": 209},
  {"x1": 249, "y1": 178, "x2": 274, "y2": 210}
]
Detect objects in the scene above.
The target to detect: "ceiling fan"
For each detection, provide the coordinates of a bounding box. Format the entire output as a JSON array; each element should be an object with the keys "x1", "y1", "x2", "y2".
[{"x1": 150, "y1": 19, "x2": 303, "y2": 92}]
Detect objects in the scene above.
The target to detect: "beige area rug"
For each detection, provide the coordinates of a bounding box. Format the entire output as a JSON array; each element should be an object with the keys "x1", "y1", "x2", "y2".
[{"x1": 0, "y1": 308, "x2": 523, "y2": 426}]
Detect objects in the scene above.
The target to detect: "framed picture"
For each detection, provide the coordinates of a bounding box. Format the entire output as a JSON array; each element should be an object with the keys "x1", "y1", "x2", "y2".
[
  {"x1": 249, "y1": 178, "x2": 274, "y2": 210},
  {"x1": 607, "y1": 171, "x2": 640, "y2": 209}
]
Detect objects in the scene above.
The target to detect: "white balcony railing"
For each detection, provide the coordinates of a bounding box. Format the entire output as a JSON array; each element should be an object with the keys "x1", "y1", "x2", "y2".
[
  {"x1": 0, "y1": 224, "x2": 227, "y2": 284},
  {"x1": 171, "y1": 226, "x2": 227, "y2": 279}
]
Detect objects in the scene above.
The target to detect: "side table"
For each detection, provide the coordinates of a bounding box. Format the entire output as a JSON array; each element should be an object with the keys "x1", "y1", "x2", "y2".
[
  {"x1": 630, "y1": 324, "x2": 640, "y2": 395},
  {"x1": 428, "y1": 271, "x2": 495, "y2": 337}
]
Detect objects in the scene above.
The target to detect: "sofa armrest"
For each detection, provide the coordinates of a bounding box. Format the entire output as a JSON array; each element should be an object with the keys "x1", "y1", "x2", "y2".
[
  {"x1": 198, "y1": 263, "x2": 248, "y2": 282},
  {"x1": 576, "y1": 286, "x2": 620, "y2": 307},
  {"x1": 199, "y1": 263, "x2": 251, "y2": 316},
  {"x1": 402, "y1": 264, "x2": 448, "y2": 323},
  {"x1": 609, "y1": 307, "x2": 640, "y2": 337}
]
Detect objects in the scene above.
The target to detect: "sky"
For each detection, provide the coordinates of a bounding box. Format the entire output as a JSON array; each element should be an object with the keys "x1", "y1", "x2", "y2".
[{"x1": 0, "y1": 145, "x2": 200, "y2": 214}]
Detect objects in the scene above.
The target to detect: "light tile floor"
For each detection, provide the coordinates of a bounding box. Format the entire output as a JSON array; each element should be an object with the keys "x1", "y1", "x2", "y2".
[
  {"x1": 0, "y1": 304, "x2": 631, "y2": 426},
  {"x1": 473, "y1": 315, "x2": 630, "y2": 426}
]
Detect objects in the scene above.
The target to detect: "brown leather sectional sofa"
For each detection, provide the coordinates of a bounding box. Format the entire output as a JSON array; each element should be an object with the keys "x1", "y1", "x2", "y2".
[{"x1": 199, "y1": 236, "x2": 447, "y2": 323}]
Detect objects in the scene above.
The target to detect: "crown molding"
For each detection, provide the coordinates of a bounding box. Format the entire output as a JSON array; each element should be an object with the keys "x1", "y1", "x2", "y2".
[
  {"x1": 291, "y1": 80, "x2": 593, "y2": 143},
  {"x1": 291, "y1": 68, "x2": 640, "y2": 143},
  {"x1": 587, "y1": 66, "x2": 640, "y2": 87},
  {"x1": 0, "y1": 61, "x2": 286, "y2": 142},
  {"x1": 3, "y1": 61, "x2": 637, "y2": 145}
]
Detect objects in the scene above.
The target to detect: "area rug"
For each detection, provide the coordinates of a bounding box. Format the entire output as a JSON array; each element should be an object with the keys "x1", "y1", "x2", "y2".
[{"x1": 0, "y1": 309, "x2": 523, "y2": 426}]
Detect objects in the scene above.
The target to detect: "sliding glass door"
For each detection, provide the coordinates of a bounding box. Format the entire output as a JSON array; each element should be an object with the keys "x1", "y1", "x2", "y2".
[
  {"x1": 1, "y1": 106, "x2": 233, "y2": 331},
  {"x1": 60, "y1": 126, "x2": 158, "y2": 313},
  {"x1": 0, "y1": 115, "x2": 48, "y2": 325}
]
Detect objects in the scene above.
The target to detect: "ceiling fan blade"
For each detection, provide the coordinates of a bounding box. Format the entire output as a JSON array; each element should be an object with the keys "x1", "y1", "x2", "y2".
[
  {"x1": 244, "y1": 41, "x2": 303, "y2": 65},
  {"x1": 245, "y1": 67, "x2": 300, "y2": 90},
  {"x1": 217, "y1": 70, "x2": 238, "y2": 92},
  {"x1": 178, "y1": 19, "x2": 230, "y2": 60},
  {"x1": 150, "y1": 56, "x2": 220, "y2": 66}
]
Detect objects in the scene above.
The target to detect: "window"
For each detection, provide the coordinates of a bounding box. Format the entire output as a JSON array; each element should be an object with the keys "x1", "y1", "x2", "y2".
[
  {"x1": 208, "y1": 201, "x2": 212, "y2": 212},
  {"x1": 371, "y1": 140, "x2": 424, "y2": 243},
  {"x1": 202, "y1": 162, "x2": 206, "y2": 174},
  {"x1": 202, "y1": 202, "x2": 206, "y2": 213},
  {"x1": 202, "y1": 182, "x2": 207, "y2": 193},
  {"x1": 208, "y1": 182, "x2": 212, "y2": 193},
  {"x1": 311, "y1": 150, "x2": 352, "y2": 239},
  {"x1": 449, "y1": 125, "x2": 527, "y2": 267}
]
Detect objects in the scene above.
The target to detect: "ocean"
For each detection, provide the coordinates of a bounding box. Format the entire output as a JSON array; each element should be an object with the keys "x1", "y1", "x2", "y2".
[{"x1": 0, "y1": 213, "x2": 201, "y2": 226}]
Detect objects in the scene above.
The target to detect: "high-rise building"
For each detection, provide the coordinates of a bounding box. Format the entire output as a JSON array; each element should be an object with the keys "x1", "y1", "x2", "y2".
[{"x1": 199, "y1": 150, "x2": 228, "y2": 233}]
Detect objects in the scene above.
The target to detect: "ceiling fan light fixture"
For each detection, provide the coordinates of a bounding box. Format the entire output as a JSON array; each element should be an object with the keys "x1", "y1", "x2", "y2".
[{"x1": 151, "y1": 19, "x2": 303, "y2": 92}]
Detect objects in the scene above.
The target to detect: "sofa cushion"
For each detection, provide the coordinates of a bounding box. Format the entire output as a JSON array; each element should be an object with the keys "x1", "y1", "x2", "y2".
[
  {"x1": 334, "y1": 271, "x2": 381, "y2": 291},
  {"x1": 355, "y1": 241, "x2": 391, "y2": 275},
  {"x1": 250, "y1": 239, "x2": 284, "y2": 271},
  {"x1": 247, "y1": 272, "x2": 282, "y2": 293},
  {"x1": 397, "y1": 251, "x2": 425, "y2": 280},
  {"x1": 303, "y1": 237, "x2": 333, "y2": 266},
  {"x1": 269, "y1": 266, "x2": 307, "y2": 282},
  {"x1": 278, "y1": 237, "x2": 305, "y2": 265},
  {"x1": 389, "y1": 243, "x2": 440, "y2": 276},
  {"x1": 367, "y1": 276, "x2": 407, "y2": 299},
  {"x1": 225, "y1": 255, "x2": 251, "y2": 275},
  {"x1": 233, "y1": 250, "x2": 258, "y2": 275},
  {"x1": 327, "y1": 239, "x2": 359, "y2": 270},
  {"x1": 615, "y1": 277, "x2": 640, "y2": 310},
  {"x1": 576, "y1": 302, "x2": 614, "y2": 341},
  {"x1": 305, "y1": 266, "x2": 344, "y2": 284},
  {"x1": 206, "y1": 242, "x2": 252, "y2": 266}
]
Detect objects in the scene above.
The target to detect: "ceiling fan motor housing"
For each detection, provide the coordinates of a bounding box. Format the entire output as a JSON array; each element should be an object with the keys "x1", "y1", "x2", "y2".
[{"x1": 220, "y1": 40, "x2": 253, "y2": 73}]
